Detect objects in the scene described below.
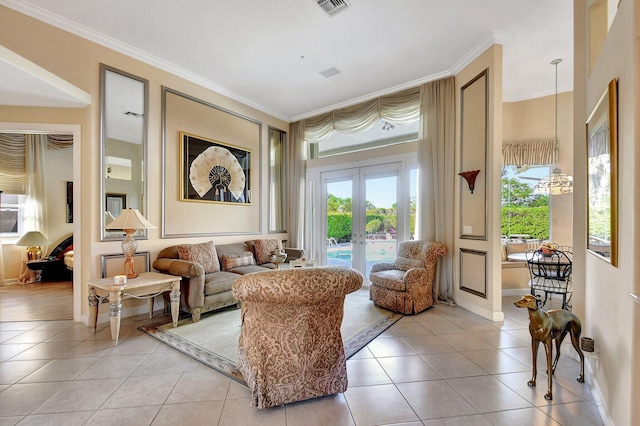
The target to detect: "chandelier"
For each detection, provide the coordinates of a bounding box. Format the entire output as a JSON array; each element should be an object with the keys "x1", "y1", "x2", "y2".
[{"x1": 534, "y1": 59, "x2": 573, "y2": 195}]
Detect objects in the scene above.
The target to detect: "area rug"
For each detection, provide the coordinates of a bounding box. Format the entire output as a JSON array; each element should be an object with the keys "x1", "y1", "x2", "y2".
[{"x1": 139, "y1": 287, "x2": 402, "y2": 383}]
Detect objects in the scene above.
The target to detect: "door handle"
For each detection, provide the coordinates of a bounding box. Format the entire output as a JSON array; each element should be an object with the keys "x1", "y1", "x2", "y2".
[{"x1": 631, "y1": 293, "x2": 640, "y2": 304}]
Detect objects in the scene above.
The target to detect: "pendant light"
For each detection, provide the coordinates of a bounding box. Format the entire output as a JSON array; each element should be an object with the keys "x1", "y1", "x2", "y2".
[{"x1": 534, "y1": 59, "x2": 573, "y2": 195}]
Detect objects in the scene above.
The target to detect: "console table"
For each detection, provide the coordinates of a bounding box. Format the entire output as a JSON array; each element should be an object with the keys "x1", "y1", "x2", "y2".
[{"x1": 88, "y1": 271, "x2": 181, "y2": 345}]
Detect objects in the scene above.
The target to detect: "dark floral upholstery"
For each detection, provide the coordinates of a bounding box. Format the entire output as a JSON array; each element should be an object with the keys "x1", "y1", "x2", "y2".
[
  {"x1": 232, "y1": 266, "x2": 363, "y2": 409},
  {"x1": 369, "y1": 240, "x2": 447, "y2": 314}
]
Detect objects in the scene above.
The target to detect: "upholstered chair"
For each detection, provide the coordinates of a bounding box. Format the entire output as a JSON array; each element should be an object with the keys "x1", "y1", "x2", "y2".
[
  {"x1": 369, "y1": 240, "x2": 447, "y2": 314},
  {"x1": 232, "y1": 266, "x2": 363, "y2": 409}
]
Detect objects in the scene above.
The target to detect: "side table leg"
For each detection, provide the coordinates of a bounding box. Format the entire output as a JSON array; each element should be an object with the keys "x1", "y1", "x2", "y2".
[
  {"x1": 170, "y1": 282, "x2": 181, "y2": 328},
  {"x1": 147, "y1": 297, "x2": 154, "y2": 319},
  {"x1": 88, "y1": 291, "x2": 99, "y2": 333},
  {"x1": 108, "y1": 290, "x2": 122, "y2": 345}
]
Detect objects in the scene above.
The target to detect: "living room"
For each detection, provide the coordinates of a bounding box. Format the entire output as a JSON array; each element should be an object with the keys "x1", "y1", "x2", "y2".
[{"x1": 0, "y1": 1, "x2": 638, "y2": 425}]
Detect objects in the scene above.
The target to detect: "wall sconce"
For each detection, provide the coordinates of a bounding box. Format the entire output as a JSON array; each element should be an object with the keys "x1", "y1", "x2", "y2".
[{"x1": 459, "y1": 170, "x2": 480, "y2": 193}]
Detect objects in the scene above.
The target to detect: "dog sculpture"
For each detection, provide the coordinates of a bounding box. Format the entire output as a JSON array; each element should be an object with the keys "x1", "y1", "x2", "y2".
[{"x1": 514, "y1": 294, "x2": 584, "y2": 400}]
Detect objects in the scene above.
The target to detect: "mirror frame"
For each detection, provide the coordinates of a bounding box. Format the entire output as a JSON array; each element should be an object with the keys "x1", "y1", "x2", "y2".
[
  {"x1": 100, "y1": 64, "x2": 149, "y2": 241},
  {"x1": 268, "y1": 126, "x2": 287, "y2": 234},
  {"x1": 586, "y1": 78, "x2": 618, "y2": 266}
]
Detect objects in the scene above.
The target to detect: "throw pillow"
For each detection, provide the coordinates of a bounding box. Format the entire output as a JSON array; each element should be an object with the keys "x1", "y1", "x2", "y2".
[
  {"x1": 176, "y1": 240, "x2": 220, "y2": 273},
  {"x1": 505, "y1": 241, "x2": 528, "y2": 256},
  {"x1": 250, "y1": 239, "x2": 282, "y2": 265},
  {"x1": 221, "y1": 251, "x2": 256, "y2": 271}
]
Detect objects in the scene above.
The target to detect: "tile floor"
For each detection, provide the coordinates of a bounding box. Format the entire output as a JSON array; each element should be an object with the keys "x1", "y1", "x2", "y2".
[{"x1": 0, "y1": 295, "x2": 603, "y2": 425}]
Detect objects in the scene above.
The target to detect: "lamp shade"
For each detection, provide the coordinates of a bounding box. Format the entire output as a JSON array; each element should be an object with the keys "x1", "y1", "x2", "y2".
[
  {"x1": 16, "y1": 231, "x2": 50, "y2": 247},
  {"x1": 104, "y1": 208, "x2": 156, "y2": 230}
]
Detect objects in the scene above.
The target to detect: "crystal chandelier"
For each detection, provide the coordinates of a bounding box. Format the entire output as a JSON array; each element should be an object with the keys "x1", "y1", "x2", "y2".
[{"x1": 535, "y1": 59, "x2": 573, "y2": 195}]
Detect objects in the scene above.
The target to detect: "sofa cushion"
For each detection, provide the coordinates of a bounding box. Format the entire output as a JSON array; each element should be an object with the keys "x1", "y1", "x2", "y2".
[
  {"x1": 249, "y1": 239, "x2": 282, "y2": 265},
  {"x1": 369, "y1": 269, "x2": 407, "y2": 291},
  {"x1": 221, "y1": 251, "x2": 256, "y2": 271},
  {"x1": 177, "y1": 240, "x2": 220, "y2": 273},
  {"x1": 394, "y1": 256, "x2": 423, "y2": 271},
  {"x1": 204, "y1": 271, "x2": 240, "y2": 295}
]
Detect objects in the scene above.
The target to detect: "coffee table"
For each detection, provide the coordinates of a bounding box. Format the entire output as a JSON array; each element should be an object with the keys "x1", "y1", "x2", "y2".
[{"x1": 88, "y1": 271, "x2": 181, "y2": 345}]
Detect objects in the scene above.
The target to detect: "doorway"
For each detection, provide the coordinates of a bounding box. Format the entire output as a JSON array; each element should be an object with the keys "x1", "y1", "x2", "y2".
[
  {"x1": 320, "y1": 161, "x2": 412, "y2": 277},
  {"x1": 0, "y1": 123, "x2": 82, "y2": 322}
]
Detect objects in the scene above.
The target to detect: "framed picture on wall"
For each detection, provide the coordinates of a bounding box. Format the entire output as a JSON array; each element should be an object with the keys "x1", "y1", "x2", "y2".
[
  {"x1": 101, "y1": 251, "x2": 150, "y2": 278},
  {"x1": 180, "y1": 132, "x2": 252, "y2": 204}
]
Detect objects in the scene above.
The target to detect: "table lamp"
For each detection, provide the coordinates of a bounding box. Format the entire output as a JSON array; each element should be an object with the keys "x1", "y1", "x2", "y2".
[
  {"x1": 16, "y1": 231, "x2": 51, "y2": 261},
  {"x1": 104, "y1": 208, "x2": 156, "y2": 278}
]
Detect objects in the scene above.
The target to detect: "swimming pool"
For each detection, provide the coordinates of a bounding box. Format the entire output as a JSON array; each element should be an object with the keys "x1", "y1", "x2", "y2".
[{"x1": 327, "y1": 241, "x2": 397, "y2": 276}]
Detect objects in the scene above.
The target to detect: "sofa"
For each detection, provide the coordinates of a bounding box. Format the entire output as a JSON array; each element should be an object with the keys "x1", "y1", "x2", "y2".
[
  {"x1": 153, "y1": 239, "x2": 304, "y2": 322},
  {"x1": 369, "y1": 240, "x2": 447, "y2": 314},
  {"x1": 232, "y1": 266, "x2": 363, "y2": 409}
]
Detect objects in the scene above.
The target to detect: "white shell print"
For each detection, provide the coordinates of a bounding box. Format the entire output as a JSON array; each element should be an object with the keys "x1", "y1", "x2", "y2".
[{"x1": 189, "y1": 146, "x2": 246, "y2": 200}]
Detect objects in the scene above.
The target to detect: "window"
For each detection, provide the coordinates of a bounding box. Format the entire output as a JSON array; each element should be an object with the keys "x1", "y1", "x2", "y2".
[
  {"x1": 501, "y1": 165, "x2": 550, "y2": 240},
  {"x1": 0, "y1": 193, "x2": 26, "y2": 238},
  {"x1": 311, "y1": 118, "x2": 419, "y2": 158}
]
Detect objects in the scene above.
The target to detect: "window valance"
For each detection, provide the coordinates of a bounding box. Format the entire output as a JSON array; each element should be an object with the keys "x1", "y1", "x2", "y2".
[
  {"x1": 304, "y1": 87, "x2": 420, "y2": 142},
  {"x1": 0, "y1": 134, "x2": 72, "y2": 194},
  {"x1": 502, "y1": 139, "x2": 558, "y2": 166}
]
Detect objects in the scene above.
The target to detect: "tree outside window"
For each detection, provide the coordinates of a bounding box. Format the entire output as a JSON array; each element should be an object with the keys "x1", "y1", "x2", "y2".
[{"x1": 501, "y1": 166, "x2": 550, "y2": 240}]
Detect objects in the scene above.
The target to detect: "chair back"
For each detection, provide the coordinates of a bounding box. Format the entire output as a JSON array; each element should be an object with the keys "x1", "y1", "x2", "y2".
[{"x1": 394, "y1": 240, "x2": 447, "y2": 271}]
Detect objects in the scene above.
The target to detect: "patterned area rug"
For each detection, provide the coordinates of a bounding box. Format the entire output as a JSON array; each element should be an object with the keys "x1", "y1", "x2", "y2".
[{"x1": 139, "y1": 287, "x2": 402, "y2": 383}]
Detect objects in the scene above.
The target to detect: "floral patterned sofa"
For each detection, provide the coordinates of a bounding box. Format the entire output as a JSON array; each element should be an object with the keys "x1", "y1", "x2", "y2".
[
  {"x1": 232, "y1": 266, "x2": 363, "y2": 409},
  {"x1": 153, "y1": 239, "x2": 304, "y2": 323},
  {"x1": 369, "y1": 240, "x2": 447, "y2": 314}
]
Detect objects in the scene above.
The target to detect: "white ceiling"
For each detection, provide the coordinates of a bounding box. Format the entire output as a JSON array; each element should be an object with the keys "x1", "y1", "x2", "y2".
[{"x1": 0, "y1": 0, "x2": 573, "y2": 121}]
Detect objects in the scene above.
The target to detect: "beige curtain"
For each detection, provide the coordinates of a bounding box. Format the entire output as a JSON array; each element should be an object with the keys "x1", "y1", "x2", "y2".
[
  {"x1": 0, "y1": 133, "x2": 27, "y2": 194},
  {"x1": 502, "y1": 139, "x2": 558, "y2": 166},
  {"x1": 418, "y1": 77, "x2": 455, "y2": 303},
  {"x1": 304, "y1": 87, "x2": 420, "y2": 142},
  {"x1": 287, "y1": 121, "x2": 307, "y2": 249}
]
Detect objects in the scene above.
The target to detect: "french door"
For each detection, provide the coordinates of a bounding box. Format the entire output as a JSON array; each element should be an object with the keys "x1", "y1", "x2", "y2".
[{"x1": 321, "y1": 162, "x2": 403, "y2": 277}]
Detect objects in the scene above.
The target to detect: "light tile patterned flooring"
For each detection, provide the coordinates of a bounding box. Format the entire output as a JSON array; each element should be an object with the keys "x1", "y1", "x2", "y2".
[{"x1": 0, "y1": 295, "x2": 603, "y2": 425}]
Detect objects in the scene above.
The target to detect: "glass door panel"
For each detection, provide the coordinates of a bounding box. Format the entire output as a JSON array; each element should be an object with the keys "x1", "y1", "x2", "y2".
[
  {"x1": 324, "y1": 173, "x2": 355, "y2": 269},
  {"x1": 364, "y1": 174, "x2": 398, "y2": 276}
]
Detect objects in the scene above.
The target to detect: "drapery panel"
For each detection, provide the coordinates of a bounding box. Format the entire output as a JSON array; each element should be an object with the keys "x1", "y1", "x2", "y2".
[
  {"x1": 304, "y1": 87, "x2": 421, "y2": 142},
  {"x1": 502, "y1": 139, "x2": 558, "y2": 166},
  {"x1": 287, "y1": 121, "x2": 306, "y2": 249},
  {"x1": 418, "y1": 77, "x2": 455, "y2": 304}
]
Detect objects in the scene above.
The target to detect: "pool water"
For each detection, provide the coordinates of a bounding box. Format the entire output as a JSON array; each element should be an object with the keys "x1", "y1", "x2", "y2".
[{"x1": 327, "y1": 241, "x2": 397, "y2": 276}]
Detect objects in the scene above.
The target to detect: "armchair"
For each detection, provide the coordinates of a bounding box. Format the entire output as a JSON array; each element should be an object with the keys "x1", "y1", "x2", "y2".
[
  {"x1": 369, "y1": 240, "x2": 447, "y2": 314},
  {"x1": 232, "y1": 266, "x2": 363, "y2": 409}
]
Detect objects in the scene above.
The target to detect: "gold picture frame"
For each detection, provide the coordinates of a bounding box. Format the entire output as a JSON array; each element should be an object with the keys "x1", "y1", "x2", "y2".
[{"x1": 586, "y1": 78, "x2": 618, "y2": 266}]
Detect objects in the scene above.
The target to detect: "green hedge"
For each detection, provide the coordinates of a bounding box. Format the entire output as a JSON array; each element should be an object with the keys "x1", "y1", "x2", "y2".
[{"x1": 501, "y1": 206, "x2": 549, "y2": 240}]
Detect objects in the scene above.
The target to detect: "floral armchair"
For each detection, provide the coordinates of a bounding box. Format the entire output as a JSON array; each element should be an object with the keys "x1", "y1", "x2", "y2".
[
  {"x1": 369, "y1": 240, "x2": 447, "y2": 314},
  {"x1": 232, "y1": 266, "x2": 363, "y2": 409}
]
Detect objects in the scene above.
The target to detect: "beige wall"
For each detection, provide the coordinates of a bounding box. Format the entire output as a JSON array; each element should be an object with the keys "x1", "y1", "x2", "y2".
[
  {"x1": 0, "y1": 6, "x2": 288, "y2": 322},
  {"x1": 574, "y1": 0, "x2": 637, "y2": 425},
  {"x1": 454, "y1": 44, "x2": 503, "y2": 321},
  {"x1": 502, "y1": 92, "x2": 574, "y2": 248}
]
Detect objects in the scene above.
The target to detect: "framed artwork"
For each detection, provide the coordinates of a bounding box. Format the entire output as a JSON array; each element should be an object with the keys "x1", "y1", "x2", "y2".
[
  {"x1": 66, "y1": 181, "x2": 73, "y2": 223},
  {"x1": 101, "y1": 251, "x2": 150, "y2": 278},
  {"x1": 180, "y1": 132, "x2": 251, "y2": 204},
  {"x1": 586, "y1": 78, "x2": 618, "y2": 266}
]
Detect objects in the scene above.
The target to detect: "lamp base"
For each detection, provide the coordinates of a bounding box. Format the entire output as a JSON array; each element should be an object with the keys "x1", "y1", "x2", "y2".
[
  {"x1": 26, "y1": 246, "x2": 42, "y2": 261},
  {"x1": 122, "y1": 229, "x2": 139, "y2": 279}
]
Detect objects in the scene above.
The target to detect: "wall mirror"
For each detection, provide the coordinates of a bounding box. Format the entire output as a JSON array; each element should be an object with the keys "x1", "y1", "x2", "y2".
[
  {"x1": 268, "y1": 127, "x2": 287, "y2": 233},
  {"x1": 100, "y1": 64, "x2": 149, "y2": 241},
  {"x1": 586, "y1": 78, "x2": 617, "y2": 266}
]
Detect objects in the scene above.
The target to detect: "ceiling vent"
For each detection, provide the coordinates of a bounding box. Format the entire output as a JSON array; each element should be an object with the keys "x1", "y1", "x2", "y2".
[
  {"x1": 319, "y1": 67, "x2": 342, "y2": 78},
  {"x1": 316, "y1": 0, "x2": 350, "y2": 17}
]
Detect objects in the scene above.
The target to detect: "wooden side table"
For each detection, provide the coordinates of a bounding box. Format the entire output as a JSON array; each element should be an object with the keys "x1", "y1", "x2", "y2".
[{"x1": 87, "y1": 271, "x2": 181, "y2": 345}]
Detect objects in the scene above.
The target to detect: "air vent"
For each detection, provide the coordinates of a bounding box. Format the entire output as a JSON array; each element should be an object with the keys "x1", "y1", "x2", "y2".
[
  {"x1": 316, "y1": 0, "x2": 350, "y2": 17},
  {"x1": 319, "y1": 67, "x2": 342, "y2": 78}
]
